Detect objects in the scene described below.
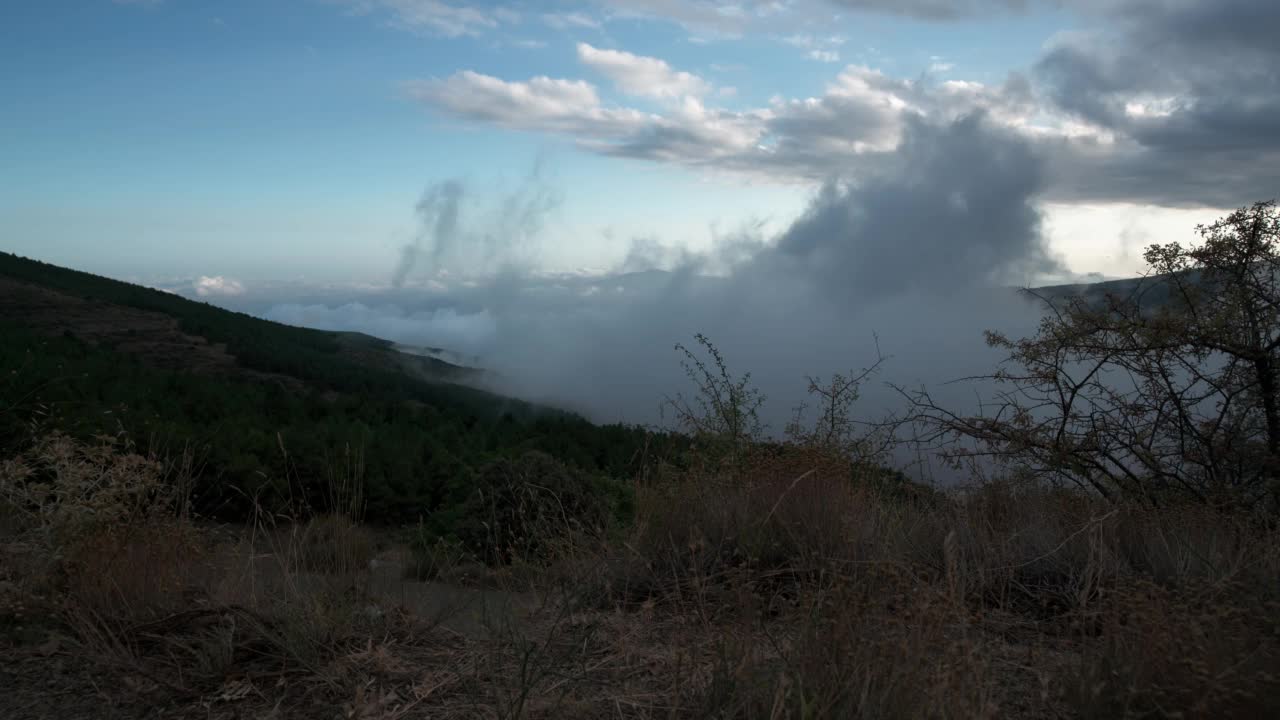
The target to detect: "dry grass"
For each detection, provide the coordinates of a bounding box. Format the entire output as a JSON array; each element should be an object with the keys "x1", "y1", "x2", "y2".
[{"x1": 3, "y1": 435, "x2": 1278, "y2": 719}]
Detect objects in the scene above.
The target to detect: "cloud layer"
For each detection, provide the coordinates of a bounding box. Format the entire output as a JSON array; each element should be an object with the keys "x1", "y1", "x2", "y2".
[
  {"x1": 194, "y1": 275, "x2": 246, "y2": 297},
  {"x1": 404, "y1": 0, "x2": 1279, "y2": 208}
]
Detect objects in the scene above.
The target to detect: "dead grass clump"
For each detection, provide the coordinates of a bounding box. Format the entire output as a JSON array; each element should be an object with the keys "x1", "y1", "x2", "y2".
[
  {"x1": 579, "y1": 465, "x2": 876, "y2": 612},
  {"x1": 405, "y1": 531, "x2": 475, "y2": 581},
  {"x1": 452, "y1": 450, "x2": 632, "y2": 566},
  {"x1": 1064, "y1": 579, "x2": 1280, "y2": 719},
  {"x1": 0, "y1": 431, "x2": 209, "y2": 630},
  {"x1": 696, "y1": 573, "x2": 999, "y2": 719},
  {"x1": 0, "y1": 431, "x2": 183, "y2": 549},
  {"x1": 61, "y1": 518, "x2": 209, "y2": 625},
  {"x1": 289, "y1": 512, "x2": 376, "y2": 575},
  {"x1": 1110, "y1": 502, "x2": 1280, "y2": 593},
  {"x1": 910, "y1": 482, "x2": 1116, "y2": 622}
]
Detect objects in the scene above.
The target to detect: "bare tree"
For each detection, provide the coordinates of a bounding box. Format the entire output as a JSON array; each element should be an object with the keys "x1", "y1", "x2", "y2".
[
  {"x1": 904, "y1": 201, "x2": 1280, "y2": 513},
  {"x1": 664, "y1": 333, "x2": 766, "y2": 454},
  {"x1": 786, "y1": 339, "x2": 889, "y2": 465}
]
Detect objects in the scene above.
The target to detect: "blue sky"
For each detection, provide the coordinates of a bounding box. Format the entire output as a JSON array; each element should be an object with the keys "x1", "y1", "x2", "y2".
[{"x1": 2, "y1": 1, "x2": 1277, "y2": 293}]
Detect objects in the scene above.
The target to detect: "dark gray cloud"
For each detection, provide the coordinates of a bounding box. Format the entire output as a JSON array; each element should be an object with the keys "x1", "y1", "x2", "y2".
[
  {"x1": 754, "y1": 114, "x2": 1058, "y2": 301},
  {"x1": 1035, "y1": 0, "x2": 1280, "y2": 204}
]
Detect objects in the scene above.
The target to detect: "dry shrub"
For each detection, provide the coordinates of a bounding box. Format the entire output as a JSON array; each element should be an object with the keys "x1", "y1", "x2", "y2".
[
  {"x1": 405, "y1": 531, "x2": 473, "y2": 581},
  {"x1": 289, "y1": 513, "x2": 376, "y2": 576},
  {"x1": 62, "y1": 518, "x2": 208, "y2": 624},
  {"x1": 580, "y1": 463, "x2": 876, "y2": 612},
  {"x1": 0, "y1": 432, "x2": 207, "y2": 625},
  {"x1": 0, "y1": 431, "x2": 184, "y2": 548},
  {"x1": 904, "y1": 482, "x2": 1116, "y2": 621},
  {"x1": 696, "y1": 572, "x2": 998, "y2": 719},
  {"x1": 1109, "y1": 503, "x2": 1279, "y2": 592},
  {"x1": 453, "y1": 451, "x2": 633, "y2": 566},
  {"x1": 1065, "y1": 579, "x2": 1280, "y2": 719},
  {"x1": 5, "y1": 426, "x2": 1277, "y2": 719}
]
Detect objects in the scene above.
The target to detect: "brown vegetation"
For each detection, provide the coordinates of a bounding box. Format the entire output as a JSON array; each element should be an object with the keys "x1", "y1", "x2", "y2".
[{"x1": 2, "y1": 432, "x2": 1276, "y2": 719}]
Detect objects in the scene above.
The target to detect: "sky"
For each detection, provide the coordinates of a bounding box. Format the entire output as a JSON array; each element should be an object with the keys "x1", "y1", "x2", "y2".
[
  {"x1": 3, "y1": 0, "x2": 1280, "y2": 447},
  {"x1": 6, "y1": 0, "x2": 1276, "y2": 286}
]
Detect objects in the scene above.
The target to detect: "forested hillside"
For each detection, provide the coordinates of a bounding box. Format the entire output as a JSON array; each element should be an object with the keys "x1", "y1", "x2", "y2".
[{"x1": 0, "y1": 252, "x2": 683, "y2": 524}]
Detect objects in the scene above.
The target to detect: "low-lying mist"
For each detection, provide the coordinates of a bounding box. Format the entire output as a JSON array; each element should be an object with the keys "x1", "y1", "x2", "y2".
[{"x1": 254, "y1": 114, "x2": 1082, "y2": 479}]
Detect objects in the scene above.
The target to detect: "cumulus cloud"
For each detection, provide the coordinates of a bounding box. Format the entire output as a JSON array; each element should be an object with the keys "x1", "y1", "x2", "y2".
[
  {"x1": 577, "y1": 43, "x2": 713, "y2": 99},
  {"x1": 754, "y1": 113, "x2": 1060, "y2": 302},
  {"x1": 193, "y1": 276, "x2": 246, "y2": 297},
  {"x1": 410, "y1": 0, "x2": 1278, "y2": 208},
  {"x1": 408, "y1": 68, "x2": 767, "y2": 167},
  {"x1": 411, "y1": 55, "x2": 1065, "y2": 189},
  {"x1": 408, "y1": 71, "x2": 646, "y2": 136}
]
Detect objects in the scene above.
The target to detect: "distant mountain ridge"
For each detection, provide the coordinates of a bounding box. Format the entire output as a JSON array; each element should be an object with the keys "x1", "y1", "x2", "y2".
[{"x1": 1029, "y1": 269, "x2": 1206, "y2": 311}]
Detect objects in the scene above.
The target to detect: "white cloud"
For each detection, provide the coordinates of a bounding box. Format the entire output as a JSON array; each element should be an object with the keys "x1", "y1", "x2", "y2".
[
  {"x1": 784, "y1": 33, "x2": 846, "y2": 62},
  {"x1": 330, "y1": 0, "x2": 519, "y2": 37},
  {"x1": 407, "y1": 71, "x2": 650, "y2": 136},
  {"x1": 543, "y1": 12, "x2": 602, "y2": 29},
  {"x1": 591, "y1": 0, "x2": 1059, "y2": 30},
  {"x1": 411, "y1": 60, "x2": 1106, "y2": 186},
  {"x1": 587, "y1": 0, "x2": 757, "y2": 34},
  {"x1": 783, "y1": 34, "x2": 846, "y2": 49},
  {"x1": 408, "y1": 69, "x2": 765, "y2": 169},
  {"x1": 576, "y1": 43, "x2": 713, "y2": 99},
  {"x1": 1041, "y1": 202, "x2": 1215, "y2": 278},
  {"x1": 409, "y1": 2, "x2": 1278, "y2": 207},
  {"x1": 193, "y1": 276, "x2": 246, "y2": 297}
]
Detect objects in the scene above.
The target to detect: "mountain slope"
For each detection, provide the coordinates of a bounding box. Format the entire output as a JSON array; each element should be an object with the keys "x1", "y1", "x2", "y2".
[
  {"x1": 0, "y1": 252, "x2": 489, "y2": 393},
  {"x1": 0, "y1": 252, "x2": 676, "y2": 522}
]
